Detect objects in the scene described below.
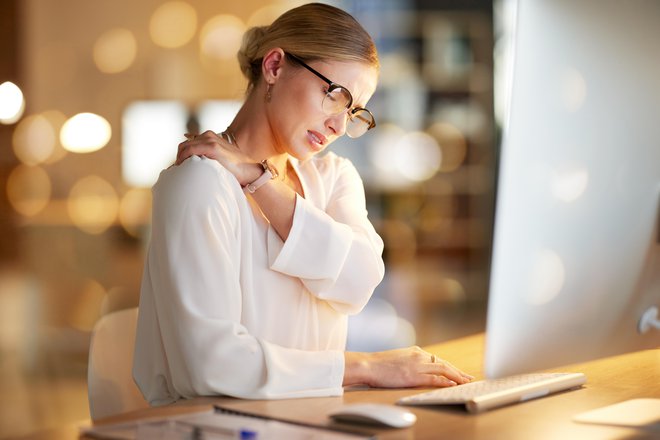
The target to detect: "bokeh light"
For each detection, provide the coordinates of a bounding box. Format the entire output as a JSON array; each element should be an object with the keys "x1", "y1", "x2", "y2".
[
  {"x1": 12, "y1": 114, "x2": 56, "y2": 165},
  {"x1": 369, "y1": 124, "x2": 442, "y2": 185},
  {"x1": 67, "y1": 175, "x2": 119, "y2": 234},
  {"x1": 6, "y1": 165, "x2": 52, "y2": 217},
  {"x1": 427, "y1": 122, "x2": 467, "y2": 173},
  {"x1": 40, "y1": 110, "x2": 68, "y2": 164},
  {"x1": 0, "y1": 81, "x2": 25, "y2": 124},
  {"x1": 246, "y1": 4, "x2": 293, "y2": 27},
  {"x1": 200, "y1": 15, "x2": 245, "y2": 61},
  {"x1": 119, "y1": 188, "x2": 152, "y2": 238},
  {"x1": 440, "y1": 278, "x2": 467, "y2": 303},
  {"x1": 396, "y1": 131, "x2": 443, "y2": 181},
  {"x1": 93, "y1": 28, "x2": 138, "y2": 74},
  {"x1": 150, "y1": 1, "x2": 198, "y2": 49},
  {"x1": 60, "y1": 112, "x2": 112, "y2": 153},
  {"x1": 368, "y1": 123, "x2": 408, "y2": 187}
]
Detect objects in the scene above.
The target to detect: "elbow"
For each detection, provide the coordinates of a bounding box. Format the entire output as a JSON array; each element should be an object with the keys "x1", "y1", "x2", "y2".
[
  {"x1": 328, "y1": 265, "x2": 385, "y2": 315},
  {"x1": 318, "y1": 247, "x2": 385, "y2": 315},
  {"x1": 332, "y1": 300, "x2": 368, "y2": 316}
]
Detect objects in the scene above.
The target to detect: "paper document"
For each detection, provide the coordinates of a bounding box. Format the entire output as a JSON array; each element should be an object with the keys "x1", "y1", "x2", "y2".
[
  {"x1": 81, "y1": 408, "x2": 372, "y2": 439},
  {"x1": 573, "y1": 398, "x2": 660, "y2": 429}
]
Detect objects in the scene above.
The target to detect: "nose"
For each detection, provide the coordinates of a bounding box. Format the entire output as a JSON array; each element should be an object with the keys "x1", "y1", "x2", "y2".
[{"x1": 325, "y1": 111, "x2": 348, "y2": 137}]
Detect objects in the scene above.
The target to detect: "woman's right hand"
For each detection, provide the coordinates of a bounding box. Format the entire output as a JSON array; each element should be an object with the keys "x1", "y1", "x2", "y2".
[
  {"x1": 343, "y1": 346, "x2": 474, "y2": 389},
  {"x1": 176, "y1": 131, "x2": 261, "y2": 186}
]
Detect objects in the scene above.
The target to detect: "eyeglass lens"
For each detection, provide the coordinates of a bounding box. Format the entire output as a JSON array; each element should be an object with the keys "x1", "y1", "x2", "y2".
[
  {"x1": 322, "y1": 90, "x2": 374, "y2": 138},
  {"x1": 346, "y1": 109, "x2": 373, "y2": 138},
  {"x1": 321, "y1": 87, "x2": 352, "y2": 115}
]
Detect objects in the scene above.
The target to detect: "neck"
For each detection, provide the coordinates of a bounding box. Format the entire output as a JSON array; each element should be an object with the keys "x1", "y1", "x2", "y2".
[{"x1": 226, "y1": 89, "x2": 289, "y2": 174}]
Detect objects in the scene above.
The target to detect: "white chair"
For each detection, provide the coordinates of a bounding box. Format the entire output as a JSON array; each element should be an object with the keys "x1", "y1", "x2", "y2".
[{"x1": 87, "y1": 307, "x2": 149, "y2": 420}]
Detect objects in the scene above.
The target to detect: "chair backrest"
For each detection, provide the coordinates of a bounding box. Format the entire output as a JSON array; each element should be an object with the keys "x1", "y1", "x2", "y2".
[{"x1": 87, "y1": 307, "x2": 149, "y2": 420}]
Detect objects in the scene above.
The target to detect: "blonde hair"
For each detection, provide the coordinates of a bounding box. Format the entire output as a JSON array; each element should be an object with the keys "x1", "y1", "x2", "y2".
[{"x1": 238, "y1": 3, "x2": 379, "y2": 94}]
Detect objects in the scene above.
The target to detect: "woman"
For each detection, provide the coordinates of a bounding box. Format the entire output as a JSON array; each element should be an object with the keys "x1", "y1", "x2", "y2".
[{"x1": 133, "y1": 2, "x2": 472, "y2": 406}]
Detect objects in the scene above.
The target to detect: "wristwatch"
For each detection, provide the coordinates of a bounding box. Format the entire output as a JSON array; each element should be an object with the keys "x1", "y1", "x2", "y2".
[{"x1": 243, "y1": 160, "x2": 279, "y2": 193}]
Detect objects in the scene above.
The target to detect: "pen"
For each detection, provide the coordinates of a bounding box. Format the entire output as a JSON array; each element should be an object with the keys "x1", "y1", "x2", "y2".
[{"x1": 178, "y1": 420, "x2": 259, "y2": 439}]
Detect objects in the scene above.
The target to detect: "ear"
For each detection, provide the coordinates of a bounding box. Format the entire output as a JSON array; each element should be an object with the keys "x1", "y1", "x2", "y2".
[{"x1": 261, "y1": 48, "x2": 286, "y2": 85}]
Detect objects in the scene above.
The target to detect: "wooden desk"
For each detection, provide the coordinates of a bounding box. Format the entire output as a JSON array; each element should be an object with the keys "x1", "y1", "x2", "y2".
[
  {"x1": 25, "y1": 333, "x2": 660, "y2": 439},
  {"x1": 201, "y1": 334, "x2": 660, "y2": 439}
]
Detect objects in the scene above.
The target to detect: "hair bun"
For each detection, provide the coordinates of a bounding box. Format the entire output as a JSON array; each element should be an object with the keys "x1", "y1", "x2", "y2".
[{"x1": 237, "y1": 26, "x2": 269, "y2": 84}]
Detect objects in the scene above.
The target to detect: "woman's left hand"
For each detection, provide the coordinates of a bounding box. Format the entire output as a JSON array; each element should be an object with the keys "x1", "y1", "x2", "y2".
[{"x1": 344, "y1": 346, "x2": 474, "y2": 389}]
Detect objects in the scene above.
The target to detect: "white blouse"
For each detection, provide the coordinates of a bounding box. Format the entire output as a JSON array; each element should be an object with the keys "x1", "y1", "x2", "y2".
[{"x1": 133, "y1": 153, "x2": 385, "y2": 405}]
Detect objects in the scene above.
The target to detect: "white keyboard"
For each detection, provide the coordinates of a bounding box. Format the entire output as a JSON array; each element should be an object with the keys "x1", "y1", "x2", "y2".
[{"x1": 398, "y1": 372, "x2": 586, "y2": 413}]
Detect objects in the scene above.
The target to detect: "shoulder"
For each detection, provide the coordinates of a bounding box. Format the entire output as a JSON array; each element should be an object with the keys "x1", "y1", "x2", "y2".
[
  {"x1": 152, "y1": 156, "x2": 242, "y2": 208},
  {"x1": 155, "y1": 156, "x2": 238, "y2": 192}
]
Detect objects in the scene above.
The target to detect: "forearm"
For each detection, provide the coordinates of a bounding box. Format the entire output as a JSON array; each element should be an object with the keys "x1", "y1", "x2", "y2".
[
  {"x1": 249, "y1": 179, "x2": 297, "y2": 241},
  {"x1": 265, "y1": 202, "x2": 383, "y2": 314}
]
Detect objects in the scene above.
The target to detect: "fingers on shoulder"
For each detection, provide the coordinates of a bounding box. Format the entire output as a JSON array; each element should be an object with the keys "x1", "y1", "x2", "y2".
[{"x1": 177, "y1": 131, "x2": 221, "y2": 159}]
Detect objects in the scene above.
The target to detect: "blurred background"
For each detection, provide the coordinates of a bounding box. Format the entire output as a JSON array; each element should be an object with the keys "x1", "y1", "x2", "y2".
[{"x1": 0, "y1": 0, "x2": 502, "y2": 437}]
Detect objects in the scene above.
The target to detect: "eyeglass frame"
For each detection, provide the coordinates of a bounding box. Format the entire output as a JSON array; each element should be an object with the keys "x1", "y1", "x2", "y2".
[{"x1": 285, "y1": 53, "x2": 377, "y2": 134}]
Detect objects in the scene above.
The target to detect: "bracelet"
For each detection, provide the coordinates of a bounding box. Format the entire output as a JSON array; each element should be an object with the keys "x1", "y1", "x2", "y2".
[{"x1": 243, "y1": 160, "x2": 278, "y2": 194}]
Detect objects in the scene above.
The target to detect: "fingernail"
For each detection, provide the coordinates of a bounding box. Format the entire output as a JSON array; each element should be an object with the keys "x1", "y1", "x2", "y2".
[{"x1": 448, "y1": 380, "x2": 457, "y2": 386}]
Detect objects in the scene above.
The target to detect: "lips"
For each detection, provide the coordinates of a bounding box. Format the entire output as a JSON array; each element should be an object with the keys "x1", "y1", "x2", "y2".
[{"x1": 307, "y1": 130, "x2": 327, "y2": 151}]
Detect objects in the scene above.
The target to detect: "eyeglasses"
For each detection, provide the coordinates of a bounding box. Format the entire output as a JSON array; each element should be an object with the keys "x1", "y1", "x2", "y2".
[{"x1": 286, "y1": 53, "x2": 376, "y2": 138}]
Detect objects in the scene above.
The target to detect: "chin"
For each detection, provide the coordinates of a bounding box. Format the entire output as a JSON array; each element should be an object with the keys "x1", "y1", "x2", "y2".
[{"x1": 291, "y1": 143, "x2": 322, "y2": 161}]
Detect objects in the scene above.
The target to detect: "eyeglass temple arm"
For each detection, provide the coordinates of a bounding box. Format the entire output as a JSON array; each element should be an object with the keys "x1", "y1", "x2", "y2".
[{"x1": 286, "y1": 53, "x2": 335, "y2": 87}]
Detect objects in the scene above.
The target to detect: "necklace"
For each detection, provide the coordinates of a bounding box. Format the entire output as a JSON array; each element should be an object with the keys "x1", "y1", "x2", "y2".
[{"x1": 221, "y1": 130, "x2": 238, "y2": 147}]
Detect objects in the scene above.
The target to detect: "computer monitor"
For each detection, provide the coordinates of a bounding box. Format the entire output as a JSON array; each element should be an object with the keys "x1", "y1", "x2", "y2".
[{"x1": 485, "y1": 0, "x2": 660, "y2": 379}]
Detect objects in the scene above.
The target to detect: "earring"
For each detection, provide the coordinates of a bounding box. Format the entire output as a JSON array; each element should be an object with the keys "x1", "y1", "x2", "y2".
[{"x1": 265, "y1": 83, "x2": 272, "y2": 103}]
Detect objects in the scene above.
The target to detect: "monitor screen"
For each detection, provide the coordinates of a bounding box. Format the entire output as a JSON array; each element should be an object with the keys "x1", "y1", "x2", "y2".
[{"x1": 485, "y1": 0, "x2": 660, "y2": 378}]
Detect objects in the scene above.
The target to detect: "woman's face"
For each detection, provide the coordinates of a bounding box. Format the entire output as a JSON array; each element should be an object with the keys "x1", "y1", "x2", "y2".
[{"x1": 267, "y1": 58, "x2": 378, "y2": 161}]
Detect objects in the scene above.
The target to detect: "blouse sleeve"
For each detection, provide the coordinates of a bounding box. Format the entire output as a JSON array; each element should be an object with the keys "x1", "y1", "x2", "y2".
[
  {"x1": 267, "y1": 156, "x2": 385, "y2": 315},
  {"x1": 134, "y1": 156, "x2": 344, "y2": 404}
]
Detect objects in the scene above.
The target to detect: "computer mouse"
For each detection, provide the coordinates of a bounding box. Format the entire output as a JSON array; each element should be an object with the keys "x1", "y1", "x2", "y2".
[{"x1": 328, "y1": 403, "x2": 417, "y2": 428}]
